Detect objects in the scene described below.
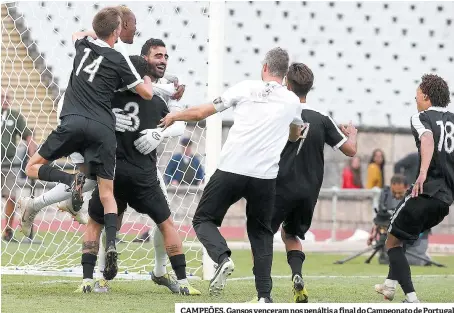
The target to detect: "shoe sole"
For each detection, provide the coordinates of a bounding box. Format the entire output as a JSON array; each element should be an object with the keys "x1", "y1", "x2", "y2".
[
  {"x1": 103, "y1": 248, "x2": 118, "y2": 280},
  {"x1": 375, "y1": 286, "x2": 394, "y2": 301},
  {"x1": 294, "y1": 278, "x2": 308, "y2": 303},
  {"x1": 71, "y1": 174, "x2": 86, "y2": 213},
  {"x1": 18, "y1": 198, "x2": 32, "y2": 237},
  {"x1": 151, "y1": 274, "x2": 180, "y2": 294},
  {"x1": 209, "y1": 261, "x2": 234, "y2": 296}
]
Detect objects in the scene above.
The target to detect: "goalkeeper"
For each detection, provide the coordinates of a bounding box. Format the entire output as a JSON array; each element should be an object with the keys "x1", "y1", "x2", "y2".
[{"x1": 77, "y1": 53, "x2": 199, "y2": 295}]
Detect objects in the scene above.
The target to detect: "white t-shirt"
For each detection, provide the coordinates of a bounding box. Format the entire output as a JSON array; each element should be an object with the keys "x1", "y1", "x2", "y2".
[{"x1": 214, "y1": 80, "x2": 303, "y2": 179}]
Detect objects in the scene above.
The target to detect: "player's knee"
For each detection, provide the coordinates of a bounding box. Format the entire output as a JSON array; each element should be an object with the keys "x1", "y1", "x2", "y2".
[
  {"x1": 98, "y1": 190, "x2": 114, "y2": 206},
  {"x1": 281, "y1": 229, "x2": 298, "y2": 243},
  {"x1": 385, "y1": 233, "x2": 402, "y2": 250},
  {"x1": 158, "y1": 217, "x2": 174, "y2": 231}
]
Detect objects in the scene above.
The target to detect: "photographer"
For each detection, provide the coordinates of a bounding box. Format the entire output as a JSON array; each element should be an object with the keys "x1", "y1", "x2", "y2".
[{"x1": 368, "y1": 174, "x2": 431, "y2": 265}]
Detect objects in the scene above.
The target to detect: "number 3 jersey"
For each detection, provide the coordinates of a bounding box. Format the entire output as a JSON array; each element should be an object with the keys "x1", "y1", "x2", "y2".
[
  {"x1": 410, "y1": 106, "x2": 454, "y2": 205},
  {"x1": 60, "y1": 37, "x2": 142, "y2": 131},
  {"x1": 112, "y1": 90, "x2": 169, "y2": 171}
]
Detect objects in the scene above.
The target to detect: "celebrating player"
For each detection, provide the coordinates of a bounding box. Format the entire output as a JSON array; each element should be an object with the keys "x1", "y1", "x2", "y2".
[
  {"x1": 18, "y1": 5, "x2": 139, "y2": 229},
  {"x1": 271, "y1": 63, "x2": 358, "y2": 303},
  {"x1": 76, "y1": 54, "x2": 200, "y2": 296},
  {"x1": 159, "y1": 47, "x2": 304, "y2": 303},
  {"x1": 21, "y1": 7, "x2": 153, "y2": 281},
  {"x1": 375, "y1": 74, "x2": 452, "y2": 303}
]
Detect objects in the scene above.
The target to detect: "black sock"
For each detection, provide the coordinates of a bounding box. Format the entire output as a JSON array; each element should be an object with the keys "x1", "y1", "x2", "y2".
[
  {"x1": 169, "y1": 254, "x2": 186, "y2": 280},
  {"x1": 38, "y1": 164, "x2": 74, "y2": 187},
  {"x1": 218, "y1": 252, "x2": 229, "y2": 264},
  {"x1": 287, "y1": 250, "x2": 305, "y2": 279},
  {"x1": 388, "y1": 247, "x2": 414, "y2": 294},
  {"x1": 81, "y1": 253, "x2": 97, "y2": 279},
  {"x1": 104, "y1": 213, "x2": 117, "y2": 247}
]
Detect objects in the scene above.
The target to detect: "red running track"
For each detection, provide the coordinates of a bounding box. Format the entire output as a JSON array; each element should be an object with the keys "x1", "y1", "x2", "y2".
[{"x1": 2, "y1": 219, "x2": 454, "y2": 244}]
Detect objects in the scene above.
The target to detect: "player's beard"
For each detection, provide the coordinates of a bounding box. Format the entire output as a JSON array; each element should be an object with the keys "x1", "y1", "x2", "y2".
[{"x1": 148, "y1": 63, "x2": 166, "y2": 79}]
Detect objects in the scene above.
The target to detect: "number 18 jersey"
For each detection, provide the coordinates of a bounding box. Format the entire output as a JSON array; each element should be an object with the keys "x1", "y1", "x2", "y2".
[
  {"x1": 410, "y1": 106, "x2": 454, "y2": 205},
  {"x1": 60, "y1": 37, "x2": 142, "y2": 131}
]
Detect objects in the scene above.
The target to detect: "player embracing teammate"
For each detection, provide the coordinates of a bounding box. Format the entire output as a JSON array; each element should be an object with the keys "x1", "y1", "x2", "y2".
[{"x1": 22, "y1": 7, "x2": 153, "y2": 281}]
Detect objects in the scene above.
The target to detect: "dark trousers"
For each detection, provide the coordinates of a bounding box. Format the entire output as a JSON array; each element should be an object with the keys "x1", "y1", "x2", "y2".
[{"x1": 193, "y1": 170, "x2": 275, "y2": 298}]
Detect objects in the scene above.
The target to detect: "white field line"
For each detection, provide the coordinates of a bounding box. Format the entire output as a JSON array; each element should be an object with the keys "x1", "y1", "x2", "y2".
[{"x1": 3, "y1": 275, "x2": 454, "y2": 287}]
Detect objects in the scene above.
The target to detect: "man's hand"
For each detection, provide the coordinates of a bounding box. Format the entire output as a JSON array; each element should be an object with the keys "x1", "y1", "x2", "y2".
[
  {"x1": 411, "y1": 171, "x2": 427, "y2": 197},
  {"x1": 114, "y1": 110, "x2": 133, "y2": 132},
  {"x1": 340, "y1": 121, "x2": 357, "y2": 137},
  {"x1": 171, "y1": 84, "x2": 185, "y2": 101},
  {"x1": 367, "y1": 225, "x2": 377, "y2": 246},
  {"x1": 133, "y1": 128, "x2": 164, "y2": 155},
  {"x1": 159, "y1": 112, "x2": 178, "y2": 129}
]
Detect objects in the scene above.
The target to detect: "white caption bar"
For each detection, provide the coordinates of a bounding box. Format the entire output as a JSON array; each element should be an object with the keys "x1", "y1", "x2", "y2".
[{"x1": 176, "y1": 303, "x2": 454, "y2": 313}]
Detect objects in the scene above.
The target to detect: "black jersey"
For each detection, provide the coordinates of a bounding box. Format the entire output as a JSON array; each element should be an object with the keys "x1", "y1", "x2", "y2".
[
  {"x1": 60, "y1": 37, "x2": 142, "y2": 131},
  {"x1": 112, "y1": 91, "x2": 169, "y2": 171},
  {"x1": 277, "y1": 107, "x2": 346, "y2": 198},
  {"x1": 410, "y1": 106, "x2": 454, "y2": 205}
]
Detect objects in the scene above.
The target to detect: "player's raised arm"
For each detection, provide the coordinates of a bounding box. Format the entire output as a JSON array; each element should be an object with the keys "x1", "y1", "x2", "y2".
[
  {"x1": 135, "y1": 75, "x2": 154, "y2": 100},
  {"x1": 159, "y1": 81, "x2": 247, "y2": 128},
  {"x1": 338, "y1": 121, "x2": 358, "y2": 157},
  {"x1": 72, "y1": 30, "x2": 97, "y2": 44},
  {"x1": 117, "y1": 54, "x2": 153, "y2": 100}
]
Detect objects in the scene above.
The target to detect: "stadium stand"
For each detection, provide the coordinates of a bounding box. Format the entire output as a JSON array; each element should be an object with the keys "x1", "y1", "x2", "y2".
[
  {"x1": 1, "y1": 4, "x2": 58, "y2": 144},
  {"x1": 11, "y1": 1, "x2": 454, "y2": 127}
]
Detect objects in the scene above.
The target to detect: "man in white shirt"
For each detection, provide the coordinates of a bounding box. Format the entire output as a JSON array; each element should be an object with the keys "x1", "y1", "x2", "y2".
[{"x1": 159, "y1": 47, "x2": 303, "y2": 303}]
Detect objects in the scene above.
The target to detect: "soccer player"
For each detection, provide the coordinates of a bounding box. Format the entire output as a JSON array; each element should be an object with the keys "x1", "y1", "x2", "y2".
[
  {"x1": 18, "y1": 5, "x2": 139, "y2": 227},
  {"x1": 375, "y1": 74, "x2": 452, "y2": 303},
  {"x1": 160, "y1": 47, "x2": 304, "y2": 303},
  {"x1": 77, "y1": 55, "x2": 200, "y2": 296},
  {"x1": 270, "y1": 63, "x2": 358, "y2": 303},
  {"x1": 21, "y1": 7, "x2": 153, "y2": 281}
]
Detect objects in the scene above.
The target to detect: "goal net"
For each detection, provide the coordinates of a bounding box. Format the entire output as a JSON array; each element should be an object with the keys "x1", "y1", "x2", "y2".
[{"x1": 1, "y1": 1, "x2": 219, "y2": 279}]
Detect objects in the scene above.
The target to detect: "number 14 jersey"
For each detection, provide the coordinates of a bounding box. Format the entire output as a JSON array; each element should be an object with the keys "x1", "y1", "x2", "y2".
[
  {"x1": 60, "y1": 37, "x2": 142, "y2": 131},
  {"x1": 410, "y1": 106, "x2": 454, "y2": 205}
]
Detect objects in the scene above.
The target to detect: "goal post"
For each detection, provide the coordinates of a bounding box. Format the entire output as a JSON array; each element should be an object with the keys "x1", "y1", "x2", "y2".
[
  {"x1": 1, "y1": 1, "x2": 225, "y2": 280},
  {"x1": 203, "y1": 0, "x2": 225, "y2": 281}
]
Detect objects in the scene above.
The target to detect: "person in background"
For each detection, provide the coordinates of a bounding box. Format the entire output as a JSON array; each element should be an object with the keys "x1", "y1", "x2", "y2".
[
  {"x1": 1, "y1": 90, "x2": 37, "y2": 242},
  {"x1": 164, "y1": 137, "x2": 204, "y2": 186},
  {"x1": 342, "y1": 155, "x2": 363, "y2": 188},
  {"x1": 394, "y1": 152, "x2": 419, "y2": 185},
  {"x1": 366, "y1": 148, "x2": 385, "y2": 189}
]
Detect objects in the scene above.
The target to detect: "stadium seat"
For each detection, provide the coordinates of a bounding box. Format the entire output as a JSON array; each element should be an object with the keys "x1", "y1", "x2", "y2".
[{"x1": 11, "y1": 1, "x2": 454, "y2": 127}]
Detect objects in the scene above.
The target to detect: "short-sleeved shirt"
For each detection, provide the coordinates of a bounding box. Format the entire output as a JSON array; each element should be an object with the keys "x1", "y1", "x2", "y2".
[
  {"x1": 112, "y1": 91, "x2": 169, "y2": 171},
  {"x1": 410, "y1": 106, "x2": 454, "y2": 205},
  {"x1": 60, "y1": 37, "x2": 143, "y2": 131},
  {"x1": 277, "y1": 106, "x2": 346, "y2": 198},
  {"x1": 1, "y1": 108, "x2": 31, "y2": 159},
  {"x1": 213, "y1": 80, "x2": 303, "y2": 179}
]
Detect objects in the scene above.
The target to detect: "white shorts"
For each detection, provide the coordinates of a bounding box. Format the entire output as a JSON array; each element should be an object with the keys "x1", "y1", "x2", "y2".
[{"x1": 70, "y1": 152, "x2": 84, "y2": 165}]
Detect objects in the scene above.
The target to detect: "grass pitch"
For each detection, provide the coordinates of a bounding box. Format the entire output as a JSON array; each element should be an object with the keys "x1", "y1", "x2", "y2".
[{"x1": 2, "y1": 251, "x2": 454, "y2": 312}]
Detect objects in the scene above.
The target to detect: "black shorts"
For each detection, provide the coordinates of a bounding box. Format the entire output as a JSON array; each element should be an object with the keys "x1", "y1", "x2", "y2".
[
  {"x1": 193, "y1": 169, "x2": 275, "y2": 232},
  {"x1": 88, "y1": 160, "x2": 171, "y2": 225},
  {"x1": 388, "y1": 194, "x2": 449, "y2": 243},
  {"x1": 271, "y1": 191, "x2": 318, "y2": 240},
  {"x1": 39, "y1": 115, "x2": 116, "y2": 180}
]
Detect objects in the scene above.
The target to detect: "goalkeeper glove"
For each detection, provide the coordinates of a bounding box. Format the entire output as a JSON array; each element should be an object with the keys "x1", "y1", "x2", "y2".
[
  {"x1": 114, "y1": 110, "x2": 133, "y2": 132},
  {"x1": 134, "y1": 128, "x2": 164, "y2": 155}
]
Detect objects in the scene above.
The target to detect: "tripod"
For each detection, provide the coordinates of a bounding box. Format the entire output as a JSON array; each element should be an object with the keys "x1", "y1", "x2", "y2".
[{"x1": 334, "y1": 227, "x2": 446, "y2": 267}]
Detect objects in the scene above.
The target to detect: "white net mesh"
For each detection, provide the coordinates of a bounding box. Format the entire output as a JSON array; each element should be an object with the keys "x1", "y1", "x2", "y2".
[{"x1": 1, "y1": 1, "x2": 210, "y2": 278}]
